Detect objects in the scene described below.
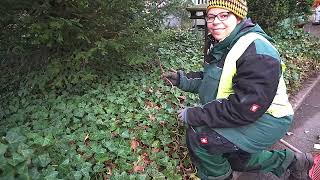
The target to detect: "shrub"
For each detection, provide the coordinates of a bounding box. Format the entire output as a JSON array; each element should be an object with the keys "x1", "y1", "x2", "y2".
[{"x1": 247, "y1": 0, "x2": 312, "y2": 30}]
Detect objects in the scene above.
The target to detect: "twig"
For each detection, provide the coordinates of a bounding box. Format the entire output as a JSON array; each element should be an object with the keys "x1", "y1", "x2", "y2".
[
  {"x1": 157, "y1": 59, "x2": 174, "y2": 88},
  {"x1": 170, "y1": 68, "x2": 177, "y2": 73},
  {"x1": 158, "y1": 59, "x2": 165, "y2": 74},
  {"x1": 280, "y1": 139, "x2": 302, "y2": 153}
]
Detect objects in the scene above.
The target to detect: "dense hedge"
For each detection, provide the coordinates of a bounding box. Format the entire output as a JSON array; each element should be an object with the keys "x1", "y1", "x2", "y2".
[{"x1": 0, "y1": 0, "x2": 190, "y2": 66}]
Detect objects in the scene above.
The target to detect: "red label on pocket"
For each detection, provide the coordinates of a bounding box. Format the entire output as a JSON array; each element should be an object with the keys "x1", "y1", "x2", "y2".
[
  {"x1": 200, "y1": 137, "x2": 208, "y2": 144},
  {"x1": 250, "y1": 104, "x2": 260, "y2": 112}
]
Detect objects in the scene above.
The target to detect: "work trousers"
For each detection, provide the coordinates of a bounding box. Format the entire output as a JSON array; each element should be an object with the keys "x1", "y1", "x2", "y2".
[{"x1": 186, "y1": 126, "x2": 295, "y2": 180}]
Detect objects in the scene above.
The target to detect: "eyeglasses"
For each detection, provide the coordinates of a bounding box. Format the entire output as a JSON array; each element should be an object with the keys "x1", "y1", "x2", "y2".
[{"x1": 205, "y1": 12, "x2": 231, "y2": 23}]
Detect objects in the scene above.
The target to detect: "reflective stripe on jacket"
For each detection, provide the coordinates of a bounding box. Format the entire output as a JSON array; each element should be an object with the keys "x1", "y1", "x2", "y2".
[{"x1": 217, "y1": 32, "x2": 294, "y2": 118}]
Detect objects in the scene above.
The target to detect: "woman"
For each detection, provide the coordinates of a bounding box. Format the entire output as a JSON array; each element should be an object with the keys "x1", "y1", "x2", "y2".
[
  {"x1": 163, "y1": 0, "x2": 313, "y2": 179},
  {"x1": 313, "y1": 0, "x2": 320, "y2": 25}
]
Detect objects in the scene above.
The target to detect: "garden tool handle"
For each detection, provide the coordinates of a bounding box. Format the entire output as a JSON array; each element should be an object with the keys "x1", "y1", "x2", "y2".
[{"x1": 280, "y1": 138, "x2": 303, "y2": 153}]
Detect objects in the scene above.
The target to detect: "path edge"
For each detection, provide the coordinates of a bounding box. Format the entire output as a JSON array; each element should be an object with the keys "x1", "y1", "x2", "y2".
[{"x1": 290, "y1": 74, "x2": 320, "y2": 111}]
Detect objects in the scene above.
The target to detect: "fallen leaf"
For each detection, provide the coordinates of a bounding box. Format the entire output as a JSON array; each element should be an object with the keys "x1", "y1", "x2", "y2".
[
  {"x1": 148, "y1": 114, "x2": 156, "y2": 121},
  {"x1": 145, "y1": 101, "x2": 157, "y2": 109},
  {"x1": 142, "y1": 152, "x2": 152, "y2": 165},
  {"x1": 131, "y1": 139, "x2": 139, "y2": 152},
  {"x1": 159, "y1": 121, "x2": 166, "y2": 126},
  {"x1": 133, "y1": 165, "x2": 144, "y2": 172},
  {"x1": 152, "y1": 148, "x2": 161, "y2": 153}
]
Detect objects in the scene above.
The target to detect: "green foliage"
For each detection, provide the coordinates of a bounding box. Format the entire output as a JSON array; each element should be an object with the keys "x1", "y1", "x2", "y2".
[
  {"x1": 0, "y1": 0, "x2": 190, "y2": 67},
  {"x1": 0, "y1": 29, "x2": 202, "y2": 179},
  {"x1": 271, "y1": 18, "x2": 320, "y2": 94},
  {"x1": 247, "y1": 0, "x2": 312, "y2": 30}
]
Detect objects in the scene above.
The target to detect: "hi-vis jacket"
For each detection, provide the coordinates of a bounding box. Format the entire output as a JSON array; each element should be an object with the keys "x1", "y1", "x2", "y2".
[{"x1": 177, "y1": 19, "x2": 294, "y2": 153}]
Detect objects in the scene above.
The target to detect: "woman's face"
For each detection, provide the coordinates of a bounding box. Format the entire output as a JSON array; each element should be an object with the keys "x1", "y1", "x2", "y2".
[{"x1": 206, "y1": 8, "x2": 241, "y2": 41}]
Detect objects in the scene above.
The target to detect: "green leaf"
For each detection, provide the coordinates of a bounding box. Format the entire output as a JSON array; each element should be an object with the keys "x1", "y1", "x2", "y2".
[
  {"x1": 74, "y1": 171, "x2": 82, "y2": 180},
  {"x1": 29, "y1": 167, "x2": 40, "y2": 179},
  {"x1": 95, "y1": 153, "x2": 108, "y2": 163},
  {"x1": 42, "y1": 135, "x2": 53, "y2": 147},
  {"x1": 92, "y1": 162, "x2": 104, "y2": 173},
  {"x1": 111, "y1": 171, "x2": 129, "y2": 180},
  {"x1": 38, "y1": 153, "x2": 52, "y2": 167},
  {"x1": 120, "y1": 130, "x2": 130, "y2": 139},
  {"x1": 79, "y1": 162, "x2": 92, "y2": 177},
  {"x1": 73, "y1": 108, "x2": 85, "y2": 118},
  {"x1": 5, "y1": 129, "x2": 26, "y2": 144},
  {"x1": 61, "y1": 158, "x2": 70, "y2": 166},
  {"x1": 17, "y1": 162, "x2": 29, "y2": 177},
  {"x1": 8, "y1": 152, "x2": 25, "y2": 166},
  {"x1": 44, "y1": 170, "x2": 59, "y2": 180},
  {"x1": 0, "y1": 164, "x2": 15, "y2": 180},
  {"x1": 19, "y1": 148, "x2": 34, "y2": 159},
  {"x1": 0, "y1": 143, "x2": 8, "y2": 156}
]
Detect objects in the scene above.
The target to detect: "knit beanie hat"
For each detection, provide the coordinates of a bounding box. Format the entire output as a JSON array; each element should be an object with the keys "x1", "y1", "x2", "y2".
[{"x1": 207, "y1": 0, "x2": 248, "y2": 19}]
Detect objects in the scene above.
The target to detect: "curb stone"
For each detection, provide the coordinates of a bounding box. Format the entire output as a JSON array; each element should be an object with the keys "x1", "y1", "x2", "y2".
[{"x1": 290, "y1": 74, "x2": 320, "y2": 111}]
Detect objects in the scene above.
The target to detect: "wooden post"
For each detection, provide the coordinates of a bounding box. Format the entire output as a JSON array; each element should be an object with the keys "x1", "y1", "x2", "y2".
[{"x1": 186, "y1": 4, "x2": 208, "y2": 62}]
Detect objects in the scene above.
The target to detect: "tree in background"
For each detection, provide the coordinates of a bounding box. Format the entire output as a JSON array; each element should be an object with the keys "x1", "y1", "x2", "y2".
[{"x1": 247, "y1": 0, "x2": 313, "y2": 30}]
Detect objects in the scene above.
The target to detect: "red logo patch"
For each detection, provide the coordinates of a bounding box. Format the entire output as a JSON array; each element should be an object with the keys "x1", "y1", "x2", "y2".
[
  {"x1": 200, "y1": 137, "x2": 208, "y2": 144},
  {"x1": 250, "y1": 104, "x2": 260, "y2": 112}
]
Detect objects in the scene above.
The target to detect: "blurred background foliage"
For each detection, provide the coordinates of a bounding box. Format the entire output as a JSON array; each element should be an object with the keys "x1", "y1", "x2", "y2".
[{"x1": 247, "y1": 0, "x2": 314, "y2": 30}]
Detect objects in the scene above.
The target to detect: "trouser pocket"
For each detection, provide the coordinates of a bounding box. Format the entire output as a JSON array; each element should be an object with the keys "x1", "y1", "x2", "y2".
[{"x1": 187, "y1": 126, "x2": 239, "y2": 154}]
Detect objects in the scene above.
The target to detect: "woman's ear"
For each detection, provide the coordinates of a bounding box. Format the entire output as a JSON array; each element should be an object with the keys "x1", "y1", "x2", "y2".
[{"x1": 237, "y1": 18, "x2": 242, "y2": 24}]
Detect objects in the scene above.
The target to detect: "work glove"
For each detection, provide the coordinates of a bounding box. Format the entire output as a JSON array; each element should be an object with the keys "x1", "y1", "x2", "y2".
[
  {"x1": 162, "y1": 70, "x2": 179, "y2": 86},
  {"x1": 177, "y1": 107, "x2": 189, "y2": 124}
]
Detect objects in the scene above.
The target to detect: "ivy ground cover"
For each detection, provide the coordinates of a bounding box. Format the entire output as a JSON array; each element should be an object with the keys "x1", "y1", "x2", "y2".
[{"x1": 0, "y1": 31, "x2": 203, "y2": 179}]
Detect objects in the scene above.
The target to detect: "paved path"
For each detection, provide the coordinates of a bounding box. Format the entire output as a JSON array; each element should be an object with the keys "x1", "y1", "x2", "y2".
[
  {"x1": 235, "y1": 23, "x2": 320, "y2": 180},
  {"x1": 275, "y1": 75, "x2": 320, "y2": 154}
]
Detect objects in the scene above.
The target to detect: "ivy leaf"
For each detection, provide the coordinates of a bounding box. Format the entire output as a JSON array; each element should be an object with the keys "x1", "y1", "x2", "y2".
[
  {"x1": 73, "y1": 108, "x2": 85, "y2": 118},
  {"x1": 44, "y1": 170, "x2": 59, "y2": 180},
  {"x1": 111, "y1": 171, "x2": 129, "y2": 180},
  {"x1": 103, "y1": 140, "x2": 117, "y2": 152},
  {"x1": 19, "y1": 148, "x2": 34, "y2": 159},
  {"x1": 5, "y1": 129, "x2": 26, "y2": 144},
  {"x1": 29, "y1": 167, "x2": 40, "y2": 179},
  {"x1": 79, "y1": 162, "x2": 92, "y2": 177},
  {"x1": 42, "y1": 135, "x2": 54, "y2": 147},
  {"x1": 93, "y1": 162, "x2": 104, "y2": 173},
  {"x1": 0, "y1": 143, "x2": 8, "y2": 156},
  {"x1": 95, "y1": 153, "x2": 109, "y2": 163},
  {"x1": 61, "y1": 158, "x2": 70, "y2": 166},
  {"x1": 120, "y1": 130, "x2": 130, "y2": 139},
  {"x1": 38, "y1": 153, "x2": 52, "y2": 167},
  {"x1": 74, "y1": 171, "x2": 82, "y2": 180},
  {"x1": 0, "y1": 164, "x2": 15, "y2": 179},
  {"x1": 8, "y1": 152, "x2": 25, "y2": 166},
  {"x1": 17, "y1": 162, "x2": 29, "y2": 177}
]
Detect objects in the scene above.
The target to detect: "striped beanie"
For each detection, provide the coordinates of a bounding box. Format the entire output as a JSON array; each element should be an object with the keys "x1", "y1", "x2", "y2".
[{"x1": 207, "y1": 0, "x2": 248, "y2": 19}]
